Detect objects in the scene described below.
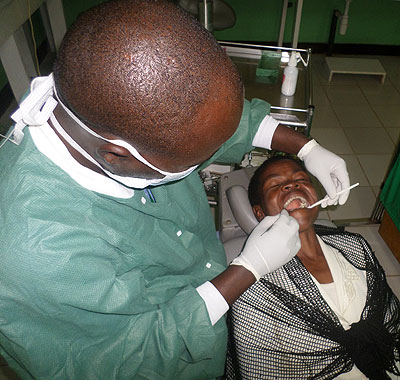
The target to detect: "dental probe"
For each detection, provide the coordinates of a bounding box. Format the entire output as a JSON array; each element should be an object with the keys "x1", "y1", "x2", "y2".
[{"x1": 307, "y1": 183, "x2": 360, "y2": 209}]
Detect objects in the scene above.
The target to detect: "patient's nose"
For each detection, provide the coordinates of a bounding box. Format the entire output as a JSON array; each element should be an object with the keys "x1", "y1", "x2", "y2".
[{"x1": 283, "y1": 181, "x2": 300, "y2": 191}]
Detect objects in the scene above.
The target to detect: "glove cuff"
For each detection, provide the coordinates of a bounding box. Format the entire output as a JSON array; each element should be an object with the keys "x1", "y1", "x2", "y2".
[
  {"x1": 230, "y1": 256, "x2": 261, "y2": 281},
  {"x1": 297, "y1": 139, "x2": 319, "y2": 161}
]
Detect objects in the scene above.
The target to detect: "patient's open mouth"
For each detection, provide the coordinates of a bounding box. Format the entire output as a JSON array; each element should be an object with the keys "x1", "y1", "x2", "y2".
[{"x1": 283, "y1": 196, "x2": 309, "y2": 211}]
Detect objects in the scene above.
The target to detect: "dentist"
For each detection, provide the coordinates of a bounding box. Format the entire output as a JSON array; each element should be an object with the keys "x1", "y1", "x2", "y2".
[{"x1": 0, "y1": 1, "x2": 349, "y2": 379}]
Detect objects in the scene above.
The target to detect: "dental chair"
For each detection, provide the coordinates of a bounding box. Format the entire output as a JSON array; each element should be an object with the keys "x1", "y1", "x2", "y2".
[{"x1": 218, "y1": 166, "x2": 337, "y2": 265}]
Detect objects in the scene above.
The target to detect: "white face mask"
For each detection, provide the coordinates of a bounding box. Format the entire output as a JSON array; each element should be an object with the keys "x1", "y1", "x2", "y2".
[
  {"x1": 9, "y1": 74, "x2": 198, "y2": 189},
  {"x1": 51, "y1": 95, "x2": 199, "y2": 188},
  {"x1": 10, "y1": 74, "x2": 198, "y2": 189}
]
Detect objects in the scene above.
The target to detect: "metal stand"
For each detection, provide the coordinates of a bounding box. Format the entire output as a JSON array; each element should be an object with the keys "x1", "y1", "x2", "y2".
[
  {"x1": 219, "y1": 41, "x2": 314, "y2": 136},
  {"x1": 278, "y1": 0, "x2": 304, "y2": 48},
  {"x1": 0, "y1": 0, "x2": 66, "y2": 103}
]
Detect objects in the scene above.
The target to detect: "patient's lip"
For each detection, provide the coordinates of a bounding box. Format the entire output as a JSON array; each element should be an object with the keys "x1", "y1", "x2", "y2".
[{"x1": 283, "y1": 195, "x2": 310, "y2": 211}]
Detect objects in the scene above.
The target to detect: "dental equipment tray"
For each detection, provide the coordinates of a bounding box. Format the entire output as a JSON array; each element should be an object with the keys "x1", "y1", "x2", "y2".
[{"x1": 219, "y1": 42, "x2": 314, "y2": 137}]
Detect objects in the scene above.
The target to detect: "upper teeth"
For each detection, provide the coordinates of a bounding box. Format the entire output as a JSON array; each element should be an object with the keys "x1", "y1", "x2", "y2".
[{"x1": 284, "y1": 196, "x2": 309, "y2": 209}]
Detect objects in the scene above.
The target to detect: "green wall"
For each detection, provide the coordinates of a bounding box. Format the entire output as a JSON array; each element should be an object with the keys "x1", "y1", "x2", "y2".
[
  {"x1": 1, "y1": 0, "x2": 400, "y2": 96},
  {"x1": 63, "y1": 0, "x2": 107, "y2": 27},
  {"x1": 63, "y1": 0, "x2": 400, "y2": 46},
  {"x1": 59, "y1": 0, "x2": 400, "y2": 45},
  {"x1": 214, "y1": 0, "x2": 400, "y2": 45}
]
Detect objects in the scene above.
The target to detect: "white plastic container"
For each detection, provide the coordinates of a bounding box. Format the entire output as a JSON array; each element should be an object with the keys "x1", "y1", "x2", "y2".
[{"x1": 281, "y1": 52, "x2": 298, "y2": 96}]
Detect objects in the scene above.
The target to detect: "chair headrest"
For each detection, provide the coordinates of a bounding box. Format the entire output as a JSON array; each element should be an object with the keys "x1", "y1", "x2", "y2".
[{"x1": 226, "y1": 185, "x2": 258, "y2": 235}]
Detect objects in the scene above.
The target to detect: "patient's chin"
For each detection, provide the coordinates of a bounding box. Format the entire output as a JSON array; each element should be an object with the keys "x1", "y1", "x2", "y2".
[
  {"x1": 289, "y1": 208, "x2": 317, "y2": 231},
  {"x1": 287, "y1": 207, "x2": 308, "y2": 216}
]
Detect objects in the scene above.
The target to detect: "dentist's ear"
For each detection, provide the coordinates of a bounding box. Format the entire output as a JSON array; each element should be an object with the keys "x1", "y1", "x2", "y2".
[
  {"x1": 95, "y1": 142, "x2": 164, "y2": 179},
  {"x1": 96, "y1": 143, "x2": 131, "y2": 166}
]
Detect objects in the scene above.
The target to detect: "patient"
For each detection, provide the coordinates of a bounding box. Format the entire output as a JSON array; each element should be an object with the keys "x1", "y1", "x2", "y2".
[{"x1": 225, "y1": 156, "x2": 400, "y2": 380}]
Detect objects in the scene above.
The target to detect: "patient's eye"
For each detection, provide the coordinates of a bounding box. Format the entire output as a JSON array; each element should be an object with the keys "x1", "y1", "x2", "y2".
[
  {"x1": 294, "y1": 173, "x2": 311, "y2": 182},
  {"x1": 264, "y1": 179, "x2": 282, "y2": 190}
]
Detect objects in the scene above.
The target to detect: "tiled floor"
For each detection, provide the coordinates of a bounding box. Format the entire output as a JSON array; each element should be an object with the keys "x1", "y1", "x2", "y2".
[{"x1": 310, "y1": 53, "x2": 400, "y2": 225}]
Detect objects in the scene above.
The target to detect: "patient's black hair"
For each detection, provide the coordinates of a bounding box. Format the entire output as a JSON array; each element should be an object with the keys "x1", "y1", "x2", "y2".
[
  {"x1": 53, "y1": 0, "x2": 242, "y2": 158},
  {"x1": 248, "y1": 155, "x2": 305, "y2": 207}
]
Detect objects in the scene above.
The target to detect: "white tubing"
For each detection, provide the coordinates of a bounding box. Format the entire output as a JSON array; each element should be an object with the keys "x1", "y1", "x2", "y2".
[{"x1": 339, "y1": 0, "x2": 351, "y2": 35}]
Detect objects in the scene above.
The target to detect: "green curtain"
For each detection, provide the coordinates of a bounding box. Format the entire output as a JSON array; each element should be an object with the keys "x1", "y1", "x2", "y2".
[{"x1": 380, "y1": 149, "x2": 400, "y2": 231}]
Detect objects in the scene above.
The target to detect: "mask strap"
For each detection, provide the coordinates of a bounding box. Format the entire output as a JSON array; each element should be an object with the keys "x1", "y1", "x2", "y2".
[
  {"x1": 50, "y1": 113, "x2": 106, "y2": 173},
  {"x1": 54, "y1": 90, "x2": 195, "y2": 177}
]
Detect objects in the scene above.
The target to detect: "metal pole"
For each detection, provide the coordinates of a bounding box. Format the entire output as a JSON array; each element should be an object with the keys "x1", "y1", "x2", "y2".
[
  {"x1": 198, "y1": 0, "x2": 214, "y2": 32},
  {"x1": 292, "y1": 0, "x2": 303, "y2": 48},
  {"x1": 278, "y1": 0, "x2": 289, "y2": 46}
]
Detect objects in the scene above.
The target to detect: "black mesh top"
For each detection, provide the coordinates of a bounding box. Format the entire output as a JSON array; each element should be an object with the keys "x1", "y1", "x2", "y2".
[{"x1": 226, "y1": 225, "x2": 400, "y2": 380}]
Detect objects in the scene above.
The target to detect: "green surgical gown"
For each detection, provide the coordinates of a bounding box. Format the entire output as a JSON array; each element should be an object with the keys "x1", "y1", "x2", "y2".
[
  {"x1": 380, "y1": 151, "x2": 400, "y2": 231},
  {"x1": 0, "y1": 99, "x2": 269, "y2": 380}
]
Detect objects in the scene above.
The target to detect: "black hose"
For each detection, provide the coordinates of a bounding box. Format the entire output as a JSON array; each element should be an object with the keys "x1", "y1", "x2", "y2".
[{"x1": 327, "y1": 10, "x2": 341, "y2": 56}]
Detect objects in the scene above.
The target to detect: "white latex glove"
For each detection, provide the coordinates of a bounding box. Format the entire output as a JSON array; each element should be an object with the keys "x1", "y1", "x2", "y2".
[
  {"x1": 231, "y1": 210, "x2": 300, "y2": 280},
  {"x1": 298, "y1": 139, "x2": 350, "y2": 207}
]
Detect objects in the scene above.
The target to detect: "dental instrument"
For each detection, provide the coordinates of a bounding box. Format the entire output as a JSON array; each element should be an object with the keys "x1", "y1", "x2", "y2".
[{"x1": 307, "y1": 183, "x2": 359, "y2": 209}]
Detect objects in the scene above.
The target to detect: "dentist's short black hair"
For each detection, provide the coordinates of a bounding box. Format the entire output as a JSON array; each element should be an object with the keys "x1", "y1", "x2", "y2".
[{"x1": 53, "y1": 0, "x2": 242, "y2": 159}]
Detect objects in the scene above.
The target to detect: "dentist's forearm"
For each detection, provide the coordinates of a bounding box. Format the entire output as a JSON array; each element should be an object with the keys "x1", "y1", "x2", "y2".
[
  {"x1": 211, "y1": 265, "x2": 256, "y2": 306},
  {"x1": 271, "y1": 124, "x2": 310, "y2": 154}
]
